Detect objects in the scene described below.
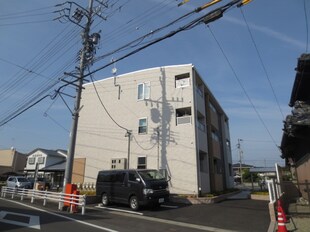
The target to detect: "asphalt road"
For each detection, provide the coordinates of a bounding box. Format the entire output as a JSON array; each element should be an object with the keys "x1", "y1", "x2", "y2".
[{"x1": 0, "y1": 196, "x2": 270, "y2": 232}]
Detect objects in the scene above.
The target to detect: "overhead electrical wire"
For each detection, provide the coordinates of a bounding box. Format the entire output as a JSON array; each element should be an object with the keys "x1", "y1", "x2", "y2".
[
  {"x1": 240, "y1": 8, "x2": 285, "y2": 119},
  {"x1": 0, "y1": 5, "x2": 54, "y2": 18},
  {"x1": 207, "y1": 25, "x2": 279, "y2": 148},
  {"x1": 99, "y1": 0, "x2": 177, "y2": 45},
  {"x1": 0, "y1": 5, "x2": 56, "y2": 26},
  {"x1": 0, "y1": 35, "x2": 80, "y2": 125},
  {"x1": 94, "y1": 1, "x2": 198, "y2": 63},
  {"x1": 0, "y1": 0, "x2": 245, "y2": 128},
  {"x1": 85, "y1": 1, "x2": 227, "y2": 77},
  {"x1": 304, "y1": 0, "x2": 309, "y2": 52},
  {"x1": 88, "y1": 68, "x2": 130, "y2": 132}
]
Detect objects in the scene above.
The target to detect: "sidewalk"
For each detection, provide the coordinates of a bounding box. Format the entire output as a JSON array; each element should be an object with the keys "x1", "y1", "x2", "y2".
[
  {"x1": 271, "y1": 201, "x2": 310, "y2": 232},
  {"x1": 285, "y1": 202, "x2": 310, "y2": 232}
]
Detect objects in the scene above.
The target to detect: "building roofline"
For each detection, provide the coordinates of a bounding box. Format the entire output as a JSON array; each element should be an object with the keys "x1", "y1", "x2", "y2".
[
  {"x1": 84, "y1": 64, "x2": 193, "y2": 86},
  {"x1": 192, "y1": 66, "x2": 228, "y2": 118},
  {"x1": 27, "y1": 148, "x2": 67, "y2": 158}
]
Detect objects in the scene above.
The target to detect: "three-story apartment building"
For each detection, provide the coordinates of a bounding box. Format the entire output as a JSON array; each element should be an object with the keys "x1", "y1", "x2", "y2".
[{"x1": 74, "y1": 64, "x2": 233, "y2": 195}]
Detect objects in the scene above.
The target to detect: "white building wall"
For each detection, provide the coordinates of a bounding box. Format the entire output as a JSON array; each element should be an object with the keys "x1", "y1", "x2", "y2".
[
  {"x1": 25, "y1": 151, "x2": 48, "y2": 170},
  {"x1": 76, "y1": 65, "x2": 199, "y2": 194},
  {"x1": 25, "y1": 150, "x2": 65, "y2": 171}
]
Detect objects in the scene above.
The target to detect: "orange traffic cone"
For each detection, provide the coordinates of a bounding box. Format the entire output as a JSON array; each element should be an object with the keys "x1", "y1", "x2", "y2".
[
  {"x1": 277, "y1": 200, "x2": 288, "y2": 232},
  {"x1": 277, "y1": 199, "x2": 288, "y2": 223}
]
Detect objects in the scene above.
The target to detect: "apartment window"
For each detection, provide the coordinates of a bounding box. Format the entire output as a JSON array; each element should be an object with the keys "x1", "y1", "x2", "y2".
[
  {"x1": 37, "y1": 157, "x2": 45, "y2": 164},
  {"x1": 196, "y1": 85, "x2": 203, "y2": 97},
  {"x1": 199, "y1": 153, "x2": 208, "y2": 173},
  {"x1": 212, "y1": 131, "x2": 220, "y2": 142},
  {"x1": 137, "y1": 82, "x2": 150, "y2": 100},
  {"x1": 209, "y1": 102, "x2": 216, "y2": 113},
  {"x1": 28, "y1": 157, "x2": 35, "y2": 164},
  {"x1": 214, "y1": 158, "x2": 222, "y2": 174},
  {"x1": 175, "y1": 73, "x2": 190, "y2": 88},
  {"x1": 138, "y1": 118, "x2": 147, "y2": 134},
  {"x1": 176, "y1": 107, "x2": 192, "y2": 125},
  {"x1": 197, "y1": 112, "x2": 206, "y2": 132},
  {"x1": 137, "y1": 157, "x2": 146, "y2": 169}
]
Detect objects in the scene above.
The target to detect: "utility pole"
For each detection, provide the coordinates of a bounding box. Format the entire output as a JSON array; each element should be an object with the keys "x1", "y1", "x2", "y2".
[
  {"x1": 237, "y1": 138, "x2": 243, "y2": 185},
  {"x1": 125, "y1": 130, "x2": 132, "y2": 169},
  {"x1": 63, "y1": 0, "x2": 96, "y2": 189}
]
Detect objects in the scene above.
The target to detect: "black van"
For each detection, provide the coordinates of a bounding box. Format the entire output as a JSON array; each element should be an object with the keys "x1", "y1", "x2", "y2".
[{"x1": 96, "y1": 169, "x2": 170, "y2": 210}]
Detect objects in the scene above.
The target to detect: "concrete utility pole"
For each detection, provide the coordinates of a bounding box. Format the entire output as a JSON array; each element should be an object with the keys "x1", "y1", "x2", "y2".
[
  {"x1": 125, "y1": 130, "x2": 132, "y2": 169},
  {"x1": 237, "y1": 138, "x2": 243, "y2": 185},
  {"x1": 63, "y1": 0, "x2": 94, "y2": 189}
]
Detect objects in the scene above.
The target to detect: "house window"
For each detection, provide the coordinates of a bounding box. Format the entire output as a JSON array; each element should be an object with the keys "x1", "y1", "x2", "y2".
[
  {"x1": 137, "y1": 82, "x2": 150, "y2": 100},
  {"x1": 137, "y1": 157, "x2": 147, "y2": 169},
  {"x1": 175, "y1": 73, "x2": 190, "y2": 88},
  {"x1": 37, "y1": 157, "x2": 45, "y2": 164},
  {"x1": 28, "y1": 157, "x2": 35, "y2": 164},
  {"x1": 138, "y1": 118, "x2": 147, "y2": 134}
]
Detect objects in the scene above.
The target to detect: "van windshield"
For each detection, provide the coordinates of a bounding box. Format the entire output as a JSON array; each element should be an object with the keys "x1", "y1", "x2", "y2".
[{"x1": 138, "y1": 170, "x2": 165, "y2": 181}]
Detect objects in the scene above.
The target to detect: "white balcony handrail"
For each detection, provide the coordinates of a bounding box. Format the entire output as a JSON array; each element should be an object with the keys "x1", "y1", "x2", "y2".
[{"x1": 1, "y1": 186, "x2": 86, "y2": 215}]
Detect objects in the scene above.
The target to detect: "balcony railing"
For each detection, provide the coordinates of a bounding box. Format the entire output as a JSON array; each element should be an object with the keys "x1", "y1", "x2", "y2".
[{"x1": 177, "y1": 115, "x2": 192, "y2": 125}]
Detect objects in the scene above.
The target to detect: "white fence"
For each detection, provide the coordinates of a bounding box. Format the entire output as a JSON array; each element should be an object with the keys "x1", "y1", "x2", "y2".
[
  {"x1": 267, "y1": 179, "x2": 282, "y2": 203},
  {"x1": 1, "y1": 187, "x2": 86, "y2": 215}
]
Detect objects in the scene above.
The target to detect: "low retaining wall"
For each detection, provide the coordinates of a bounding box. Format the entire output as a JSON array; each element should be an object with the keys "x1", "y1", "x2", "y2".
[
  {"x1": 170, "y1": 191, "x2": 241, "y2": 205},
  {"x1": 250, "y1": 194, "x2": 269, "y2": 201}
]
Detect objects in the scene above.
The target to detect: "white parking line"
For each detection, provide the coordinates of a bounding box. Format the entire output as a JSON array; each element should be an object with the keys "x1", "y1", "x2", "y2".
[
  {"x1": 0, "y1": 198, "x2": 118, "y2": 232},
  {"x1": 0, "y1": 211, "x2": 40, "y2": 230},
  {"x1": 95, "y1": 205, "x2": 143, "y2": 216}
]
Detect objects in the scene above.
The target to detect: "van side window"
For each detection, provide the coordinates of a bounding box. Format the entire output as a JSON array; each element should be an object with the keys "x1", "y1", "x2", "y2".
[
  {"x1": 115, "y1": 172, "x2": 125, "y2": 183},
  {"x1": 98, "y1": 172, "x2": 112, "y2": 182},
  {"x1": 128, "y1": 172, "x2": 138, "y2": 182}
]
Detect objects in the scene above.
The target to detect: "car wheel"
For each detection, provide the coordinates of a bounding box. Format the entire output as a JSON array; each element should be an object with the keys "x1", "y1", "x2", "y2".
[
  {"x1": 101, "y1": 193, "x2": 109, "y2": 206},
  {"x1": 129, "y1": 196, "x2": 139, "y2": 211}
]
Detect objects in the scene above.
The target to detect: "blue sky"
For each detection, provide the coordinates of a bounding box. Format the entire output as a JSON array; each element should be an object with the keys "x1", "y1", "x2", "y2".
[{"x1": 0, "y1": 0, "x2": 308, "y2": 167}]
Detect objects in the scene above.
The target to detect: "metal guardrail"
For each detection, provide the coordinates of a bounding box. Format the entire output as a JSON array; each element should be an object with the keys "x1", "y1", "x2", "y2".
[{"x1": 1, "y1": 186, "x2": 86, "y2": 215}]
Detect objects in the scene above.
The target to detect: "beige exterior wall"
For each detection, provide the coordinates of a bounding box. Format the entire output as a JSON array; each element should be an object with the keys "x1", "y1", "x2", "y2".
[
  {"x1": 72, "y1": 158, "x2": 86, "y2": 184},
  {"x1": 76, "y1": 65, "x2": 198, "y2": 194},
  {"x1": 0, "y1": 149, "x2": 26, "y2": 174},
  {"x1": 75, "y1": 64, "x2": 233, "y2": 194},
  {"x1": 0, "y1": 149, "x2": 14, "y2": 167},
  {"x1": 296, "y1": 154, "x2": 310, "y2": 200}
]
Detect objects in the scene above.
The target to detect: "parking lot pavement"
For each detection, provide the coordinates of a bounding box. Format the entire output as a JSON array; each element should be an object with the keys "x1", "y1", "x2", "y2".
[
  {"x1": 1, "y1": 194, "x2": 270, "y2": 232},
  {"x1": 91, "y1": 198, "x2": 270, "y2": 232}
]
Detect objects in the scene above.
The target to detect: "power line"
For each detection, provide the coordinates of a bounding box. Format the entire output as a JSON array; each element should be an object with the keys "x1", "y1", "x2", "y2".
[
  {"x1": 89, "y1": 70, "x2": 129, "y2": 132},
  {"x1": 0, "y1": 19, "x2": 53, "y2": 27},
  {"x1": 207, "y1": 25, "x2": 279, "y2": 148},
  {"x1": 86, "y1": 1, "x2": 230, "y2": 77},
  {"x1": 240, "y1": 8, "x2": 285, "y2": 119},
  {"x1": 304, "y1": 0, "x2": 309, "y2": 52},
  {"x1": 0, "y1": 5, "x2": 54, "y2": 18}
]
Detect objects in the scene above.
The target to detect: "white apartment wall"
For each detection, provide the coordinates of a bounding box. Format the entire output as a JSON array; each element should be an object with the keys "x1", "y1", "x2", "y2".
[{"x1": 76, "y1": 64, "x2": 199, "y2": 194}]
